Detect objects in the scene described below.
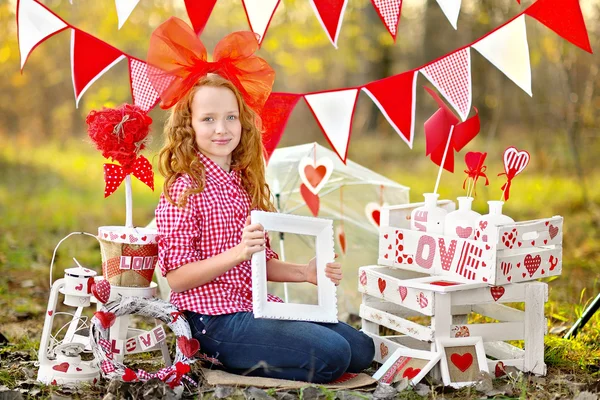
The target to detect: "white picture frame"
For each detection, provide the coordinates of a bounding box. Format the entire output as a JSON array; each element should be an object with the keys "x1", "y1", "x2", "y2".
[
  {"x1": 372, "y1": 347, "x2": 441, "y2": 385},
  {"x1": 436, "y1": 336, "x2": 489, "y2": 388},
  {"x1": 251, "y1": 211, "x2": 337, "y2": 323}
]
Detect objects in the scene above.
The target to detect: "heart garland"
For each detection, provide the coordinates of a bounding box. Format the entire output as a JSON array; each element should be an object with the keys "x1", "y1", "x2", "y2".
[{"x1": 298, "y1": 156, "x2": 333, "y2": 195}]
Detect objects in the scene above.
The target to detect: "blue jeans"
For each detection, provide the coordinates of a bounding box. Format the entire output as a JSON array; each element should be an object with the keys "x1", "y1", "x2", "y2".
[{"x1": 184, "y1": 311, "x2": 375, "y2": 383}]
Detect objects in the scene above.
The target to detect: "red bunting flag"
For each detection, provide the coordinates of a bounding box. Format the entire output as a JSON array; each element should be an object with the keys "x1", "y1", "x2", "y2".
[
  {"x1": 362, "y1": 71, "x2": 417, "y2": 148},
  {"x1": 184, "y1": 0, "x2": 217, "y2": 35},
  {"x1": 261, "y1": 93, "x2": 301, "y2": 162},
  {"x1": 71, "y1": 30, "x2": 124, "y2": 107},
  {"x1": 525, "y1": 0, "x2": 592, "y2": 53},
  {"x1": 310, "y1": 0, "x2": 348, "y2": 48}
]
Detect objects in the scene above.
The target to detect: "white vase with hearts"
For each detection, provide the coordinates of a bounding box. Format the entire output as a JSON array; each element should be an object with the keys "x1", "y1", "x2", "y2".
[
  {"x1": 444, "y1": 197, "x2": 481, "y2": 239},
  {"x1": 410, "y1": 193, "x2": 447, "y2": 234},
  {"x1": 475, "y1": 201, "x2": 514, "y2": 244}
]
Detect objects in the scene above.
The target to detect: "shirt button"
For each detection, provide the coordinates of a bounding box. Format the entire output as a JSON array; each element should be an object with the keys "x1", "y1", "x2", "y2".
[
  {"x1": 200, "y1": 317, "x2": 203, "y2": 321},
  {"x1": 202, "y1": 329, "x2": 206, "y2": 334}
]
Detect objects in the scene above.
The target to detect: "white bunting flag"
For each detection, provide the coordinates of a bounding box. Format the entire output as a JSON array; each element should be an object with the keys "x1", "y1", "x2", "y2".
[
  {"x1": 242, "y1": 0, "x2": 280, "y2": 44},
  {"x1": 421, "y1": 48, "x2": 472, "y2": 121},
  {"x1": 115, "y1": 0, "x2": 140, "y2": 30},
  {"x1": 436, "y1": 0, "x2": 461, "y2": 30},
  {"x1": 304, "y1": 89, "x2": 359, "y2": 163},
  {"x1": 17, "y1": 0, "x2": 68, "y2": 70},
  {"x1": 472, "y1": 15, "x2": 532, "y2": 96}
]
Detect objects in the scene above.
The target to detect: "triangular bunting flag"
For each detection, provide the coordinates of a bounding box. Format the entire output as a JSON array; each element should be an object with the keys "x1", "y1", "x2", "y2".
[
  {"x1": 261, "y1": 93, "x2": 301, "y2": 162},
  {"x1": 17, "y1": 0, "x2": 68, "y2": 70},
  {"x1": 421, "y1": 48, "x2": 472, "y2": 121},
  {"x1": 242, "y1": 0, "x2": 280, "y2": 45},
  {"x1": 525, "y1": 0, "x2": 592, "y2": 53},
  {"x1": 128, "y1": 58, "x2": 169, "y2": 112},
  {"x1": 71, "y1": 30, "x2": 125, "y2": 107},
  {"x1": 473, "y1": 15, "x2": 532, "y2": 96},
  {"x1": 184, "y1": 0, "x2": 217, "y2": 35},
  {"x1": 436, "y1": 0, "x2": 461, "y2": 30},
  {"x1": 304, "y1": 89, "x2": 359, "y2": 163},
  {"x1": 309, "y1": 0, "x2": 348, "y2": 48},
  {"x1": 370, "y1": 0, "x2": 402, "y2": 41},
  {"x1": 115, "y1": 0, "x2": 140, "y2": 30},
  {"x1": 362, "y1": 71, "x2": 417, "y2": 148}
]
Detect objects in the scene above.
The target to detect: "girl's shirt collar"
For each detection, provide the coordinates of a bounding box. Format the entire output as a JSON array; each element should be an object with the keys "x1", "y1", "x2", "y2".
[{"x1": 197, "y1": 151, "x2": 241, "y2": 187}]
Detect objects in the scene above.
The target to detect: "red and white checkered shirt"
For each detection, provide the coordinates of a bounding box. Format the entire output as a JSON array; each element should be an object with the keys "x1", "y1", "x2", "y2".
[{"x1": 155, "y1": 152, "x2": 281, "y2": 315}]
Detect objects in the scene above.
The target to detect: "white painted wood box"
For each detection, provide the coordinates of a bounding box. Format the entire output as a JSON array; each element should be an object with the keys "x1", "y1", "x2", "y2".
[{"x1": 377, "y1": 201, "x2": 563, "y2": 286}]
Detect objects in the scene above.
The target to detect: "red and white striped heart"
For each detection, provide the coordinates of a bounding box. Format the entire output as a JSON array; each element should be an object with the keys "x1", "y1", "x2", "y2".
[
  {"x1": 503, "y1": 147, "x2": 530, "y2": 178},
  {"x1": 417, "y1": 292, "x2": 428, "y2": 308},
  {"x1": 359, "y1": 270, "x2": 367, "y2": 286},
  {"x1": 298, "y1": 157, "x2": 333, "y2": 195}
]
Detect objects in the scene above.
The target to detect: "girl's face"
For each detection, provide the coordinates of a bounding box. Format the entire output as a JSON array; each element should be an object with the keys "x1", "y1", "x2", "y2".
[{"x1": 191, "y1": 85, "x2": 242, "y2": 171}]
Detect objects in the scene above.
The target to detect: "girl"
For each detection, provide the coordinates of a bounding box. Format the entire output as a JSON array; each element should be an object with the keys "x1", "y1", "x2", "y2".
[{"x1": 150, "y1": 17, "x2": 374, "y2": 384}]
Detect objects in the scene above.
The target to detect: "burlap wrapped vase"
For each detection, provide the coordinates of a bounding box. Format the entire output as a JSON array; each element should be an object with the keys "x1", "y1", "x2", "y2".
[{"x1": 98, "y1": 226, "x2": 158, "y2": 287}]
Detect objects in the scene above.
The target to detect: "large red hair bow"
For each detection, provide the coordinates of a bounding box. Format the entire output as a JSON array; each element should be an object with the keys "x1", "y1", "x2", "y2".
[{"x1": 147, "y1": 17, "x2": 275, "y2": 113}]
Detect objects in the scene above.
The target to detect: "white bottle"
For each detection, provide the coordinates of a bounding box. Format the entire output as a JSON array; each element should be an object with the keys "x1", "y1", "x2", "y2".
[
  {"x1": 410, "y1": 193, "x2": 447, "y2": 234},
  {"x1": 444, "y1": 197, "x2": 481, "y2": 239},
  {"x1": 475, "y1": 200, "x2": 514, "y2": 243}
]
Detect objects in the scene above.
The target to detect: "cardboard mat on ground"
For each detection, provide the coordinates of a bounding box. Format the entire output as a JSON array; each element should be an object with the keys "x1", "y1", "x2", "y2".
[{"x1": 201, "y1": 368, "x2": 376, "y2": 390}]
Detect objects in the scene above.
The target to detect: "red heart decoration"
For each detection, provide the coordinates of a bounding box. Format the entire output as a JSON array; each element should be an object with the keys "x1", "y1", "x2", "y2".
[
  {"x1": 337, "y1": 227, "x2": 347, "y2": 255},
  {"x1": 450, "y1": 352, "x2": 473, "y2": 372},
  {"x1": 372, "y1": 210, "x2": 380, "y2": 226},
  {"x1": 548, "y1": 224, "x2": 559, "y2": 239},
  {"x1": 120, "y1": 234, "x2": 127, "y2": 239},
  {"x1": 490, "y1": 286, "x2": 505, "y2": 301},
  {"x1": 359, "y1": 271, "x2": 367, "y2": 286},
  {"x1": 92, "y1": 280, "x2": 111, "y2": 304},
  {"x1": 75, "y1": 283, "x2": 83, "y2": 291},
  {"x1": 76, "y1": 367, "x2": 82, "y2": 372},
  {"x1": 377, "y1": 278, "x2": 386, "y2": 294},
  {"x1": 94, "y1": 311, "x2": 116, "y2": 329},
  {"x1": 300, "y1": 184, "x2": 320, "y2": 217},
  {"x1": 86, "y1": 277, "x2": 95, "y2": 294},
  {"x1": 398, "y1": 286, "x2": 407, "y2": 301},
  {"x1": 455, "y1": 226, "x2": 472, "y2": 239},
  {"x1": 177, "y1": 336, "x2": 200, "y2": 358},
  {"x1": 123, "y1": 368, "x2": 137, "y2": 382},
  {"x1": 495, "y1": 361, "x2": 506, "y2": 377},
  {"x1": 522, "y1": 272, "x2": 527, "y2": 278},
  {"x1": 418, "y1": 292, "x2": 428, "y2": 308},
  {"x1": 544, "y1": 240, "x2": 548, "y2": 245},
  {"x1": 531, "y1": 241, "x2": 535, "y2": 246},
  {"x1": 51, "y1": 379, "x2": 57, "y2": 385},
  {"x1": 380, "y1": 342, "x2": 389, "y2": 359},
  {"x1": 141, "y1": 235, "x2": 148, "y2": 241},
  {"x1": 52, "y1": 362, "x2": 69, "y2": 373},
  {"x1": 524, "y1": 254, "x2": 541, "y2": 277},
  {"x1": 384, "y1": 234, "x2": 388, "y2": 239},
  {"x1": 104, "y1": 233, "x2": 108, "y2": 238},
  {"x1": 518, "y1": 242, "x2": 522, "y2": 247},
  {"x1": 403, "y1": 367, "x2": 421, "y2": 379},
  {"x1": 507, "y1": 276, "x2": 512, "y2": 282},
  {"x1": 304, "y1": 165, "x2": 328, "y2": 189},
  {"x1": 48, "y1": 310, "x2": 53, "y2": 316},
  {"x1": 175, "y1": 362, "x2": 191, "y2": 375}
]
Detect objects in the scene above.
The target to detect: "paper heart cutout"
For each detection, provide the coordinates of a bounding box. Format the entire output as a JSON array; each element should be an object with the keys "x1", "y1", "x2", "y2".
[
  {"x1": 490, "y1": 286, "x2": 505, "y2": 301},
  {"x1": 177, "y1": 336, "x2": 200, "y2": 358},
  {"x1": 123, "y1": 368, "x2": 137, "y2": 382},
  {"x1": 298, "y1": 157, "x2": 333, "y2": 195},
  {"x1": 503, "y1": 146, "x2": 530, "y2": 178},
  {"x1": 398, "y1": 286, "x2": 407, "y2": 301},
  {"x1": 92, "y1": 280, "x2": 111, "y2": 304},
  {"x1": 450, "y1": 352, "x2": 473, "y2": 372},
  {"x1": 455, "y1": 226, "x2": 473, "y2": 239},
  {"x1": 300, "y1": 184, "x2": 320, "y2": 217},
  {"x1": 548, "y1": 224, "x2": 559, "y2": 239},
  {"x1": 336, "y1": 226, "x2": 347, "y2": 255},
  {"x1": 380, "y1": 342, "x2": 388, "y2": 359},
  {"x1": 377, "y1": 278, "x2": 386, "y2": 294},
  {"x1": 94, "y1": 311, "x2": 116, "y2": 329},
  {"x1": 365, "y1": 202, "x2": 383, "y2": 228},
  {"x1": 52, "y1": 362, "x2": 69, "y2": 373},
  {"x1": 403, "y1": 367, "x2": 421, "y2": 379}
]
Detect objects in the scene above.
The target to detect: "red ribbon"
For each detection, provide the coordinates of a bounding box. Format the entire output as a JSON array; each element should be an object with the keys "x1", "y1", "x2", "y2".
[
  {"x1": 103, "y1": 155, "x2": 154, "y2": 198},
  {"x1": 136, "y1": 362, "x2": 196, "y2": 389},
  {"x1": 498, "y1": 170, "x2": 517, "y2": 201},
  {"x1": 423, "y1": 87, "x2": 480, "y2": 173}
]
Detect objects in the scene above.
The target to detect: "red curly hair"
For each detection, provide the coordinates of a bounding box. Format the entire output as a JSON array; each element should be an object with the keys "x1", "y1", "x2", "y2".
[{"x1": 158, "y1": 74, "x2": 275, "y2": 212}]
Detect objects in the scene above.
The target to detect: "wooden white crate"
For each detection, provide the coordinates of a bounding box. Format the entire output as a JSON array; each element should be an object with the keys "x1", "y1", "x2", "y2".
[
  {"x1": 378, "y1": 201, "x2": 563, "y2": 285},
  {"x1": 360, "y1": 277, "x2": 548, "y2": 375}
]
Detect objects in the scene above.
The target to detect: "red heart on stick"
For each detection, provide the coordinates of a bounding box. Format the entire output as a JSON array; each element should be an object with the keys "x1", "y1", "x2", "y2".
[
  {"x1": 450, "y1": 352, "x2": 473, "y2": 372},
  {"x1": 177, "y1": 336, "x2": 200, "y2": 358},
  {"x1": 300, "y1": 184, "x2": 319, "y2": 217}
]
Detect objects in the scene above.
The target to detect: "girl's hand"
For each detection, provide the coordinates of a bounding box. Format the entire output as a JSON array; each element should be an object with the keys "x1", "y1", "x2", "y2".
[
  {"x1": 306, "y1": 255, "x2": 342, "y2": 286},
  {"x1": 235, "y1": 216, "x2": 266, "y2": 262}
]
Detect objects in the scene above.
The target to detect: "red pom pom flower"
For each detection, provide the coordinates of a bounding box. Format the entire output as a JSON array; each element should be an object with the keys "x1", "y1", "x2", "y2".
[{"x1": 86, "y1": 104, "x2": 154, "y2": 198}]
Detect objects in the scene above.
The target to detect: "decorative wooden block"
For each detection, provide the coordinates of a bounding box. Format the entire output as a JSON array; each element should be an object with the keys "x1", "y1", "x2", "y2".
[{"x1": 378, "y1": 201, "x2": 563, "y2": 285}]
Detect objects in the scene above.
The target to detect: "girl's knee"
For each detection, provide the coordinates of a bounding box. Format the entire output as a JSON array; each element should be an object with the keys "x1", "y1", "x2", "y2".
[{"x1": 311, "y1": 337, "x2": 352, "y2": 383}]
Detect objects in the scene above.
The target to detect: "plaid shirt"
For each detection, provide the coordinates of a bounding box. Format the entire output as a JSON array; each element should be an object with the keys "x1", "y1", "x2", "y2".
[{"x1": 156, "y1": 152, "x2": 281, "y2": 315}]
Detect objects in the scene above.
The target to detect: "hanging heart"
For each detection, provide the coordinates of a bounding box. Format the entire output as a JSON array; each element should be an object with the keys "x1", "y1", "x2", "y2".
[
  {"x1": 502, "y1": 147, "x2": 530, "y2": 178},
  {"x1": 365, "y1": 202, "x2": 384, "y2": 229},
  {"x1": 92, "y1": 280, "x2": 111, "y2": 304},
  {"x1": 300, "y1": 184, "x2": 320, "y2": 217},
  {"x1": 298, "y1": 157, "x2": 334, "y2": 195},
  {"x1": 336, "y1": 225, "x2": 347, "y2": 255}
]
